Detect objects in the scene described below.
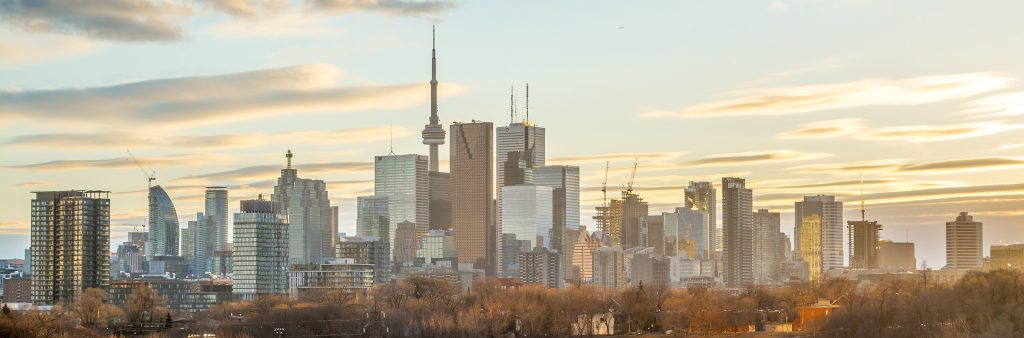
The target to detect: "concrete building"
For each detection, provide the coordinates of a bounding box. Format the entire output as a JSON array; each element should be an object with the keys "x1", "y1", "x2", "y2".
[
  {"x1": 990, "y1": 244, "x2": 1024, "y2": 270},
  {"x1": 356, "y1": 196, "x2": 390, "y2": 239},
  {"x1": 232, "y1": 197, "x2": 289, "y2": 299},
  {"x1": 629, "y1": 253, "x2": 671, "y2": 288},
  {"x1": 288, "y1": 259, "x2": 374, "y2": 300},
  {"x1": 149, "y1": 255, "x2": 188, "y2": 277},
  {"x1": 644, "y1": 215, "x2": 665, "y2": 255},
  {"x1": 753, "y1": 209, "x2": 780, "y2": 284},
  {"x1": 593, "y1": 247, "x2": 625, "y2": 289},
  {"x1": 30, "y1": 191, "x2": 110, "y2": 305},
  {"x1": 394, "y1": 221, "x2": 419, "y2": 267},
  {"x1": 109, "y1": 276, "x2": 232, "y2": 314},
  {"x1": 722, "y1": 178, "x2": 754, "y2": 288},
  {"x1": 3, "y1": 278, "x2": 31, "y2": 303},
  {"x1": 428, "y1": 172, "x2": 451, "y2": 231},
  {"x1": 148, "y1": 186, "x2": 180, "y2": 257},
  {"x1": 416, "y1": 230, "x2": 457, "y2": 264},
  {"x1": 180, "y1": 225, "x2": 195, "y2": 271},
  {"x1": 375, "y1": 154, "x2": 430, "y2": 246},
  {"x1": 570, "y1": 227, "x2": 602, "y2": 283},
  {"x1": 336, "y1": 236, "x2": 391, "y2": 283},
  {"x1": 204, "y1": 187, "x2": 230, "y2": 252},
  {"x1": 115, "y1": 242, "x2": 146, "y2": 277},
  {"x1": 684, "y1": 182, "x2": 717, "y2": 258},
  {"x1": 878, "y1": 240, "x2": 916, "y2": 271},
  {"x1": 619, "y1": 191, "x2": 649, "y2": 249},
  {"x1": 450, "y1": 121, "x2": 496, "y2": 275},
  {"x1": 848, "y1": 220, "x2": 882, "y2": 269},
  {"x1": 795, "y1": 195, "x2": 844, "y2": 279},
  {"x1": 274, "y1": 151, "x2": 333, "y2": 264},
  {"x1": 946, "y1": 212, "x2": 983, "y2": 269},
  {"x1": 519, "y1": 247, "x2": 562, "y2": 289}
]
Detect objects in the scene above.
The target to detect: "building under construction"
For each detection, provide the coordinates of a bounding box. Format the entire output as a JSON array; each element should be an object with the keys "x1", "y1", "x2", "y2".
[{"x1": 848, "y1": 178, "x2": 882, "y2": 269}]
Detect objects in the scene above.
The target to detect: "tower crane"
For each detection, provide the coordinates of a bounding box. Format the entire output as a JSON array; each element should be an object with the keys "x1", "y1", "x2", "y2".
[
  {"x1": 127, "y1": 150, "x2": 156, "y2": 188},
  {"x1": 626, "y1": 157, "x2": 638, "y2": 194},
  {"x1": 601, "y1": 161, "x2": 609, "y2": 210}
]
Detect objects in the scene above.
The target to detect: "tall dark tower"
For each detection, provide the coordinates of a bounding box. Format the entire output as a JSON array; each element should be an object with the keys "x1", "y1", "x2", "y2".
[{"x1": 422, "y1": 26, "x2": 445, "y2": 172}]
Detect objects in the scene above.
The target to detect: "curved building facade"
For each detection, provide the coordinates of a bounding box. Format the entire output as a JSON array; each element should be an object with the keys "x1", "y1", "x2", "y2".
[{"x1": 150, "y1": 185, "x2": 180, "y2": 256}]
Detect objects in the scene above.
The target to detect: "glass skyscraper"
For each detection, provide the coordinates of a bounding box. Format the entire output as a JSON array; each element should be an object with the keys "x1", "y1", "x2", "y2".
[
  {"x1": 204, "y1": 187, "x2": 229, "y2": 252},
  {"x1": 684, "y1": 181, "x2": 716, "y2": 259},
  {"x1": 356, "y1": 195, "x2": 390, "y2": 239},
  {"x1": 233, "y1": 197, "x2": 289, "y2": 299},
  {"x1": 794, "y1": 195, "x2": 844, "y2": 281},
  {"x1": 374, "y1": 154, "x2": 429, "y2": 250},
  {"x1": 148, "y1": 185, "x2": 180, "y2": 257},
  {"x1": 450, "y1": 121, "x2": 495, "y2": 275},
  {"x1": 274, "y1": 151, "x2": 333, "y2": 264}
]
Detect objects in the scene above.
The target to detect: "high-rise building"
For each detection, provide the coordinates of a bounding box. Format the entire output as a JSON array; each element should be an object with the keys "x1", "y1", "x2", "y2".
[
  {"x1": 499, "y1": 185, "x2": 553, "y2": 277},
  {"x1": 878, "y1": 240, "x2": 916, "y2": 271},
  {"x1": 519, "y1": 247, "x2": 561, "y2": 289},
  {"x1": 570, "y1": 226, "x2": 602, "y2": 284},
  {"x1": 795, "y1": 195, "x2": 844, "y2": 280},
  {"x1": 449, "y1": 121, "x2": 495, "y2": 275},
  {"x1": 274, "y1": 151, "x2": 333, "y2": 264},
  {"x1": 336, "y1": 236, "x2": 392, "y2": 283},
  {"x1": 685, "y1": 182, "x2": 717, "y2": 258},
  {"x1": 115, "y1": 242, "x2": 146, "y2": 276},
  {"x1": 191, "y1": 212, "x2": 215, "y2": 275},
  {"x1": 204, "y1": 187, "x2": 230, "y2": 252},
  {"x1": 619, "y1": 191, "x2": 649, "y2": 249},
  {"x1": 848, "y1": 219, "x2": 882, "y2": 269},
  {"x1": 375, "y1": 154, "x2": 430, "y2": 246},
  {"x1": 945, "y1": 212, "x2": 983, "y2": 269},
  {"x1": 357, "y1": 196, "x2": 390, "y2": 242},
  {"x1": 129, "y1": 231, "x2": 149, "y2": 256},
  {"x1": 593, "y1": 199, "x2": 622, "y2": 247},
  {"x1": 416, "y1": 230, "x2": 458, "y2": 264},
  {"x1": 990, "y1": 244, "x2": 1024, "y2": 270},
  {"x1": 180, "y1": 226, "x2": 195, "y2": 269},
  {"x1": 533, "y1": 166, "x2": 580, "y2": 232},
  {"x1": 664, "y1": 207, "x2": 709, "y2": 259},
  {"x1": 428, "y1": 172, "x2": 451, "y2": 231},
  {"x1": 148, "y1": 186, "x2": 180, "y2": 257},
  {"x1": 753, "y1": 209, "x2": 780, "y2": 284},
  {"x1": 30, "y1": 191, "x2": 110, "y2": 305},
  {"x1": 629, "y1": 253, "x2": 671, "y2": 288},
  {"x1": 330, "y1": 206, "x2": 339, "y2": 250},
  {"x1": 233, "y1": 196, "x2": 289, "y2": 299},
  {"x1": 496, "y1": 121, "x2": 546, "y2": 278},
  {"x1": 422, "y1": 26, "x2": 446, "y2": 173},
  {"x1": 592, "y1": 247, "x2": 625, "y2": 289},
  {"x1": 722, "y1": 178, "x2": 753, "y2": 288},
  {"x1": 797, "y1": 213, "x2": 823, "y2": 281},
  {"x1": 644, "y1": 215, "x2": 665, "y2": 254},
  {"x1": 394, "y1": 221, "x2": 419, "y2": 267}
]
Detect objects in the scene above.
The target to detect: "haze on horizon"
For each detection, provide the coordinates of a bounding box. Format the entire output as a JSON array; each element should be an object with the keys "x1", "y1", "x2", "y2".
[{"x1": 1, "y1": 0, "x2": 1022, "y2": 269}]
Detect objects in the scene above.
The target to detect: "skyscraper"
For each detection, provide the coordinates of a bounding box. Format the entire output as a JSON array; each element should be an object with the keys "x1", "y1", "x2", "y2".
[
  {"x1": 30, "y1": 191, "x2": 110, "y2": 305},
  {"x1": 753, "y1": 209, "x2": 780, "y2": 284},
  {"x1": 534, "y1": 165, "x2": 580, "y2": 274},
  {"x1": 570, "y1": 227, "x2": 602, "y2": 284},
  {"x1": 180, "y1": 225, "x2": 194, "y2": 269},
  {"x1": 496, "y1": 121, "x2": 546, "y2": 278},
  {"x1": 592, "y1": 247, "x2": 625, "y2": 289},
  {"x1": 722, "y1": 177, "x2": 753, "y2": 288},
  {"x1": 232, "y1": 196, "x2": 289, "y2": 299},
  {"x1": 848, "y1": 219, "x2": 882, "y2": 269},
  {"x1": 204, "y1": 187, "x2": 229, "y2": 252},
  {"x1": 499, "y1": 185, "x2": 553, "y2": 277},
  {"x1": 519, "y1": 247, "x2": 562, "y2": 289},
  {"x1": 274, "y1": 151, "x2": 333, "y2": 264},
  {"x1": 394, "y1": 221, "x2": 419, "y2": 267},
  {"x1": 374, "y1": 154, "x2": 430, "y2": 246},
  {"x1": 685, "y1": 182, "x2": 717, "y2": 259},
  {"x1": 337, "y1": 236, "x2": 392, "y2": 283},
  {"x1": 619, "y1": 191, "x2": 649, "y2": 249},
  {"x1": 422, "y1": 26, "x2": 446, "y2": 173},
  {"x1": 795, "y1": 195, "x2": 844, "y2": 279},
  {"x1": 945, "y1": 212, "x2": 982, "y2": 269},
  {"x1": 428, "y1": 172, "x2": 452, "y2": 231},
  {"x1": 148, "y1": 185, "x2": 180, "y2": 257},
  {"x1": 356, "y1": 196, "x2": 390, "y2": 239},
  {"x1": 665, "y1": 207, "x2": 709, "y2": 259},
  {"x1": 449, "y1": 121, "x2": 495, "y2": 275}
]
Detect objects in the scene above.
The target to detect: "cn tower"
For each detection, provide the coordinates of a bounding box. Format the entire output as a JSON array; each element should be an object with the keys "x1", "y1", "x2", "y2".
[{"x1": 421, "y1": 26, "x2": 445, "y2": 172}]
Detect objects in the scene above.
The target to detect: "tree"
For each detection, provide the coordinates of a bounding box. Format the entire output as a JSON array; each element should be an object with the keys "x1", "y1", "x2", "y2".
[
  {"x1": 2, "y1": 304, "x2": 10, "y2": 318},
  {"x1": 164, "y1": 313, "x2": 172, "y2": 328},
  {"x1": 73, "y1": 288, "x2": 107, "y2": 328},
  {"x1": 124, "y1": 283, "x2": 164, "y2": 323}
]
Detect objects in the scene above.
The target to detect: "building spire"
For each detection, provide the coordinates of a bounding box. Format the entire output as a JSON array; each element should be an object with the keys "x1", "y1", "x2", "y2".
[
  {"x1": 388, "y1": 125, "x2": 396, "y2": 156},
  {"x1": 860, "y1": 173, "x2": 865, "y2": 221},
  {"x1": 286, "y1": 149, "x2": 293, "y2": 169},
  {"x1": 430, "y1": 25, "x2": 438, "y2": 125},
  {"x1": 422, "y1": 25, "x2": 446, "y2": 172},
  {"x1": 525, "y1": 83, "x2": 529, "y2": 124}
]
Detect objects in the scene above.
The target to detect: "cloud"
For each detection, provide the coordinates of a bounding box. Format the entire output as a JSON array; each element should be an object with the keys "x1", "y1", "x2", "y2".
[
  {"x1": 174, "y1": 161, "x2": 372, "y2": 182},
  {"x1": 859, "y1": 121, "x2": 1024, "y2": 142},
  {"x1": 791, "y1": 157, "x2": 1024, "y2": 175},
  {"x1": 3, "y1": 126, "x2": 410, "y2": 149},
  {"x1": 548, "y1": 152, "x2": 685, "y2": 165},
  {"x1": 205, "y1": 12, "x2": 337, "y2": 38},
  {"x1": 306, "y1": 0, "x2": 455, "y2": 15},
  {"x1": 965, "y1": 91, "x2": 1024, "y2": 117},
  {"x1": 5, "y1": 154, "x2": 210, "y2": 170},
  {"x1": 995, "y1": 144, "x2": 1024, "y2": 151},
  {"x1": 776, "y1": 119, "x2": 863, "y2": 139},
  {"x1": 0, "y1": 221, "x2": 28, "y2": 235},
  {"x1": 0, "y1": 30, "x2": 98, "y2": 66},
  {"x1": 12, "y1": 181, "x2": 54, "y2": 189},
  {"x1": 199, "y1": 0, "x2": 290, "y2": 19},
  {"x1": 641, "y1": 73, "x2": 1011, "y2": 118},
  {"x1": 0, "y1": 64, "x2": 457, "y2": 128},
  {"x1": 0, "y1": 0, "x2": 193, "y2": 42},
  {"x1": 681, "y1": 150, "x2": 830, "y2": 168}
]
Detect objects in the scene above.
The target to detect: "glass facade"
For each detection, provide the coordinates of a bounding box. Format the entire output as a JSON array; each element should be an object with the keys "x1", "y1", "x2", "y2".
[
  {"x1": 232, "y1": 198, "x2": 289, "y2": 298},
  {"x1": 449, "y1": 122, "x2": 495, "y2": 274},
  {"x1": 288, "y1": 260, "x2": 374, "y2": 300},
  {"x1": 684, "y1": 181, "x2": 716, "y2": 258},
  {"x1": 374, "y1": 154, "x2": 430, "y2": 248},
  {"x1": 794, "y1": 195, "x2": 844, "y2": 278},
  {"x1": 416, "y1": 230, "x2": 457, "y2": 264},
  {"x1": 336, "y1": 236, "x2": 391, "y2": 283},
  {"x1": 274, "y1": 158, "x2": 333, "y2": 265},
  {"x1": 149, "y1": 185, "x2": 180, "y2": 257},
  {"x1": 204, "y1": 187, "x2": 229, "y2": 252},
  {"x1": 356, "y1": 196, "x2": 390, "y2": 238}
]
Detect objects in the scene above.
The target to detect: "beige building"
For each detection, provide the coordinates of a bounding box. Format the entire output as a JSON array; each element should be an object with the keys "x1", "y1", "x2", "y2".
[
  {"x1": 945, "y1": 212, "x2": 982, "y2": 269},
  {"x1": 878, "y1": 240, "x2": 916, "y2": 271},
  {"x1": 593, "y1": 247, "x2": 625, "y2": 289},
  {"x1": 450, "y1": 121, "x2": 496, "y2": 275},
  {"x1": 571, "y1": 226, "x2": 602, "y2": 283},
  {"x1": 989, "y1": 244, "x2": 1024, "y2": 270}
]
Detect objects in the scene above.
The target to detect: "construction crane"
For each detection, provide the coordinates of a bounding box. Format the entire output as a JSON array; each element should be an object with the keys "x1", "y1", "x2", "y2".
[
  {"x1": 625, "y1": 157, "x2": 638, "y2": 193},
  {"x1": 127, "y1": 150, "x2": 156, "y2": 188}
]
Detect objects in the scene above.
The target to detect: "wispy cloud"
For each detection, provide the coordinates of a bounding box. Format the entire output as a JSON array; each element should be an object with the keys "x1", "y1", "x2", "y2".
[
  {"x1": 0, "y1": 221, "x2": 28, "y2": 235},
  {"x1": 200, "y1": 0, "x2": 290, "y2": 19},
  {"x1": 5, "y1": 154, "x2": 211, "y2": 170},
  {"x1": 306, "y1": 0, "x2": 455, "y2": 15},
  {"x1": 0, "y1": 0, "x2": 193, "y2": 42},
  {"x1": 174, "y1": 161, "x2": 372, "y2": 183},
  {"x1": 965, "y1": 91, "x2": 1024, "y2": 117},
  {"x1": 12, "y1": 181, "x2": 54, "y2": 189},
  {"x1": 776, "y1": 118, "x2": 863, "y2": 139},
  {"x1": 548, "y1": 152, "x2": 685, "y2": 165},
  {"x1": 3, "y1": 126, "x2": 409, "y2": 149},
  {"x1": 791, "y1": 157, "x2": 1024, "y2": 175},
  {"x1": 0, "y1": 30, "x2": 98, "y2": 66},
  {"x1": 681, "y1": 150, "x2": 830, "y2": 168},
  {"x1": 859, "y1": 121, "x2": 1024, "y2": 142},
  {"x1": 641, "y1": 73, "x2": 1011, "y2": 118},
  {"x1": 0, "y1": 64, "x2": 457, "y2": 128}
]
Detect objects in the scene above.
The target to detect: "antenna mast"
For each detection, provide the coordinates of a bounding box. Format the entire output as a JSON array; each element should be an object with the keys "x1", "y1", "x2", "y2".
[
  {"x1": 510, "y1": 86, "x2": 515, "y2": 124},
  {"x1": 860, "y1": 173, "x2": 865, "y2": 222},
  {"x1": 525, "y1": 83, "x2": 529, "y2": 124}
]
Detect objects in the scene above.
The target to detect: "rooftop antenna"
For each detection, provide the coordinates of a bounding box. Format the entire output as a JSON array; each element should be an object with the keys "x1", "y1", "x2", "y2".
[
  {"x1": 510, "y1": 86, "x2": 516, "y2": 124},
  {"x1": 388, "y1": 125, "x2": 396, "y2": 156},
  {"x1": 860, "y1": 173, "x2": 865, "y2": 222},
  {"x1": 525, "y1": 83, "x2": 529, "y2": 124},
  {"x1": 286, "y1": 149, "x2": 293, "y2": 169}
]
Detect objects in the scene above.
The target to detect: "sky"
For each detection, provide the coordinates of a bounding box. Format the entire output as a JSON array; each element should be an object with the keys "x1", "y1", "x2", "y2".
[{"x1": 0, "y1": 0, "x2": 1022, "y2": 269}]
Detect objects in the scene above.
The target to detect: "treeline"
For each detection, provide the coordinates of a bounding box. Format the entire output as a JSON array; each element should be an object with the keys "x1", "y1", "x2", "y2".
[
  {"x1": 0, "y1": 283, "x2": 169, "y2": 337},
  {"x1": 1, "y1": 269, "x2": 1021, "y2": 337}
]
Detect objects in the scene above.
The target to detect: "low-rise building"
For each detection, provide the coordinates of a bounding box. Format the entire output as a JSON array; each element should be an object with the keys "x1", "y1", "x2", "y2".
[{"x1": 288, "y1": 259, "x2": 374, "y2": 300}]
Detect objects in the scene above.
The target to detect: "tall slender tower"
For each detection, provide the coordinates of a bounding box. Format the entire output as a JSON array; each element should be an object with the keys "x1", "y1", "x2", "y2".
[{"x1": 422, "y1": 26, "x2": 445, "y2": 172}]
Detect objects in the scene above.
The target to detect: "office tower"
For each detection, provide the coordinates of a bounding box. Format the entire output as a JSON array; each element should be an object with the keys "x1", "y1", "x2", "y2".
[
  {"x1": 180, "y1": 226, "x2": 195, "y2": 268},
  {"x1": 416, "y1": 230, "x2": 458, "y2": 264},
  {"x1": 204, "y1": 187, "x2": 229, "y2": 252},
  {"x1": 428, "y1": 172, "x2": 452, "y2": 231},
  {"x1": 422, "y1": 26, "x2": 446, "y2": 173},
  {"x1": 129, "y1": 231, "x2": 149, "y2": 256},
  {"x1": 149, "y1": 255, "x2": 188, "y2": 277},
  {"x1": 233, "y1": 197, "x2": 289, "y2": 299},
  {"x1": 619, "y1": 191, "x2": 649, "y2": 249},
  {"x1": 497, "y1": 121, "x2": 546, "y2": 277},
  {"x1": 533, "y1": 166, "x2": 580, "y2": 231},
  {"x1": 722, "y1": 177, "x2": 753, "y2": 288},
  {"x1": 665, "y1": 207, "x2": 709, "y2": 259},
  {"x1": 192, "y1": 212, "x2": 215, "y2": 275},
  {"x1": 288, "y1": 259, "x2": 374, "y2": 300},
  {"x1": 330, "y1": 206, "x2": 339, "y2": 250},
  {"x1": 753, "y1": 209, "x2": 780, "y2": 284},
  {"x1": 375, "y1": 154, "x2": 430, "y2": 246},
  {"x1": 519, "y1": 247, "x2": 562, "y2": 289},
  {"x1": 592, "y1": 247, "x2": 625, "y2": 289},
  {"x1": 394, "y1": 221, "x2": 419, "y2": 267},
  {"x1": 449, "y1": 121, "x2": 495, "y2": 275},
  {"x1": 499, "y1": 185, "x2": 553, "y2": 277},
  {"x1": 644, "y1": 215, "x2": 665, "y2": 254},
  {"x1": 629, "y1": 253, "x2": 671, "y2": 288},
  {"x1": 878, "y1": 240, "x2": 916, "y2": 271},
  {"x1": 779, "y1": 232, "x2": 793, "y2": 261},
  {"x1": 148, "y1": 185, "x2": 180, "y2": 257},
  {"x1": 945, "y1": 212, "x2": 983, "y2": 269},
  {"x1": 116, "y1": 242, "x2": 146, "y2": 276},
  {"x1": 794, "y1": 195, "x2": 844, "y2": 280},
  {"x1": 274, "y1": 151, "x2": 333, "y2": 264},
  {"x1": 571, "y1": 227, "x2": 602, "y2": 283},
  {"x1": 685, "y1": 182, "x2": 717, "y2": 257},
  {"x1": 660, "y1": 213, "x2": 679, "y2": 257},
  {"x1": 356, "y1": 196, "x2": 390, "y2": 238},
  {"x1": 30, "y1": 191, "x2": 110, "y2": 305},
  {"x1": 990, "y1": 244, "x2": 1024, "y2": 270},
  {"x1": 23, "y1": 248, "x2": 30, "y2": 276},
  {"x1": 336, "y1": 236, "x2": 392, "y2": 283}
]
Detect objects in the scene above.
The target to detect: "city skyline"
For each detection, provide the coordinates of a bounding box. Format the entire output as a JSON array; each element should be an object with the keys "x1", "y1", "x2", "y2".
[{"x1": 3, "y1": 1, "x2": 1024, "y2": 270}]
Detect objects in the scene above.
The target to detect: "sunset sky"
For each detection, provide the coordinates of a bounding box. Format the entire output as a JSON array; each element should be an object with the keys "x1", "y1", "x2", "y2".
[{"x1": 1, "y1": 0, "x2": 1023, "y2": 268}]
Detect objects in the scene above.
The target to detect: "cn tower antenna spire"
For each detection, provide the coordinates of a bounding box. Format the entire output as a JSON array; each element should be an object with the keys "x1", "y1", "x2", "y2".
[{"x1": 422, "y1": 25, "x2": 446, "y2": 172}]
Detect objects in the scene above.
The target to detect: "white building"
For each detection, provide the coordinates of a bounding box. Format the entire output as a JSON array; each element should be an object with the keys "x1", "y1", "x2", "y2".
[{"x1": 945, "y1": 212, "x2": 983, "y2": 269}]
